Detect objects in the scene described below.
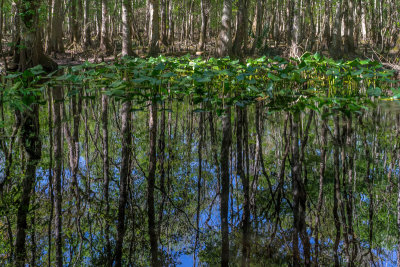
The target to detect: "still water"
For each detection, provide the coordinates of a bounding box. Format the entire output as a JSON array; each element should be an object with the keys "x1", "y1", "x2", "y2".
[{"x1": 1, "y1": 96, "x2": 400, "y2": 266}]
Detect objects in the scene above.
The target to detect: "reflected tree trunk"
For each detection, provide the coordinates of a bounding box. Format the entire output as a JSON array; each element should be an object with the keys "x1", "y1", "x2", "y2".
[
  {"x1": 101, "y1": 89, "x2": 112, "y2": 265},
  {"x1": 148, "y1": 101, "x2": 159, "y2": 266},
  {"x1": 220, "y1": 107, "x2": 231, "y2": 267},
  {"x1": 115, "y1": 100, "x2": 131, "y2": 266}
]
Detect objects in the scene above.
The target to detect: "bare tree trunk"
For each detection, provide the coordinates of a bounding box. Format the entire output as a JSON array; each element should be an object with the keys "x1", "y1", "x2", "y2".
[
  {"x1": 320, "y1": 0, "x2": 331, "y2": 50},
  {"x1": 70, "y1": 0, "x2": 79, "y2": 43},
  {"x1": 314, "y1": 110, "x2": 327, "y2": 266},
  {"x1": 346, "y1": 0, "x2": 355, "y2": 52},
  {"x1": 305, "y1": 0, "x2": 315, "y2": 50},
  {"x1": 193, "y1": 111, "x2": 204, "y2": 266},
  {"x1": 290, "y1": 0, "x2": 301, "y2": 57},
  {"x1": 50, "y1": 0, "x2": 64, "y2": 53},
  {"x1": 122, "y1": 0, "x2": 133, "y2": 56},
  {"x1": 220, "y1": 107, "x2": 231, "y2": 267},
  {"x1": 83, "y1": 0, "x2": 92, "y2": 48},
  {"x1": 101, "y1": 90, "x2": 112, "y2": 266},
  {"x1": 291, "y1": 111, "x2": 311, "y2": 266},
  {"x1": 218, "y1": 0, "x2": 232, "y2": 56},
  {"x1": 333, "y1": 115, "x2": 341, "y2": 267},
  {"x1": 15, "y1": 104, "x2": 42, "y2": 267},
  {"x1": 115, "y1": 100, "x2": 131, "y2": 266},
  {"x1": 237, "y1": 107, "x2": 250, "y2": 266},
  {"x1": 45, "y1": 0, "x2": 52, "y2": 53},
  {"x1": 250, "y1": 0, "x2": 263, "y2": 53},
  {"x1": 47, "y1": 87, "x2": 54, "y2": 267},
  {"x1": 168, "y1": 0, "x2": 174, "y2": 45},
  {"x1": 232, "y1": 0, "x2": 248, "y2": 56},
  {"x1": 148, "y1": 0, "x2": 160, "y2": 56},
  {"x1": 160, "y1": 0, "x2": 168, "y2": 45},
  {"x1": 100, "y1": 0, "x2": 111, "y2": 53},
  {"x1": 157, "y1": 106, "x2": 166, "y2": 264},
  {"x1": 198, "y1": 0, "x2": 209, "y2": 51},
  {"x1": 397, "y1": 113, "x2": 400, "y2": 267},
  {"x1": 52, "y1": 85, "x2": 63, "y2": 267},
  {"x1": 331, "y1": 0, "x2": 342, "y2": 58},
  {"x1": 148, "y1": 101, "x2": 159, "y2": 266}
]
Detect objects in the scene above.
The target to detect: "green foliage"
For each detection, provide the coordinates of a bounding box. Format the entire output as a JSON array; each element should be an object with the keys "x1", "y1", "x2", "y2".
[{"x1": 2, "y1": 53, "x2": 396, "y2": 117}]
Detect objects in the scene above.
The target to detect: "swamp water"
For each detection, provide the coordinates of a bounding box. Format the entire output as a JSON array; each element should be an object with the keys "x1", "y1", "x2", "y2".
[{"x1": 1, "y1": 55, "x2": 399, "y2": 266}]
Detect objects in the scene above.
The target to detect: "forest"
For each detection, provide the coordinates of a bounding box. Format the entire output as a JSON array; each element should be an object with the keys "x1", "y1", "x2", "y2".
[{"x1": 1, "y1": 0, "x2": 400, "y2": 266}]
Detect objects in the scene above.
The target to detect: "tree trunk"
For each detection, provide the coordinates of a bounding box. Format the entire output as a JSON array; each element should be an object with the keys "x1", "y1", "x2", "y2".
[
  {"x1": 15, "y1": 103, "x2": 42, "y2": 266},
  {"x1": 218, "y1": 0, "x2": 232, "y2": 56},
  {"x1": 331, "y1": 0, "x2": 343, "y2": 58},
  {"x1": 50, "y1": 0, "x2": 64, "y2": 53},
  {"x1": 14, "y1": 0, "x2": 56, "y2": 264},
  {"x1": 220, "y1": 107, "x2": 231, "y2": 267},
  {"x1": 83, "y1": 0, "x2": 92, "y2": 48},
  {"x1": 168, "y1": 0, "x2": 174, "y2": 45},
  {"x1": 52, "y1": 85, "x2": 63, "y2": 267},
  {"x1": 148, "y1": 0, "x2": 160, "y2": 56},
  {"x1": 148, "y1": 101, "x2": 159, "y2": 266},
  {"x1": 333, "y1": 115, "x2": 341, "y2": 267},
  {"x1": 290, "y1": 0, "x2": 301, "y2": 57},
  {"x1": 160, "y1": 0, "x2": 168, "y2": 45},
  {"x1": 70, "y1": 0, "x2": 79, "y2": 43},
  {"x1": 193, "y1": 111, "x2": 204, "y2": 266},
  {"x1": 121, "y1": 0, "x2": 133, "y2": 56},
  {"x1": 101, "y1": 89, "x2": 112, "y2": 266},
  {"x1": 237, "y1": 107, "x2": 250, "y2": 266},
  {"x1": 397, "y1": 113, "x2": 400, "y2": 267},
  {"x1": 100, "y1": 0, "x2": 111, "y2": 53},
  {"x1": 232, "y1": 0, "x2": 248, "y2": 56},
  {"x1": 115, "y1": 100, "x2": 131, "y2": 266},
  {"x1": 314, "y1": 110, "x2": 327, "y2": 266},
  {"x1": 250, "y1": 0, "x2": 263, "y2": 54},
  {"x1": 198, "y1": 0, "x2": 209, "y2": 51}
]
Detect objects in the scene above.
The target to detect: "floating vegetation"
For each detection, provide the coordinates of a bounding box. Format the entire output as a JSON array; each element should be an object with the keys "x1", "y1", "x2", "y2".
[{"x1": 1, "y1": 53, "x2": 398, "y2": 115}]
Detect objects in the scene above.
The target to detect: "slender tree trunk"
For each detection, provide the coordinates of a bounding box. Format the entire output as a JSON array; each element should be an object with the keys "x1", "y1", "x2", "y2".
[
  {"x1": 70, "y1": 0, "x2": 79, "y2": 43},
  {"x1": 50, "y1": 0, "x2": 64, "y2": 53},
  {"x1": 333, "y1": 115, "x2": 341, "y2": 267},
  {"x1": 397, "y1": 113, "x2": 400, "y2": 267},
  {"x1": 331, "y1": 0, "x2": 342, "y2": 58},
  {"x1": 47, "y1": 87, "x2": 54, "y2": 267},
  {"x1": 157, "y1": 106, "x2": 166, "y2": 263},
  {"x1": 148, "y1": 0, "x2": 160, "y2": 56},
  {"x1": 53, "y1": 85, "x2": 63, "y2": 267},
  {"x1": 305, "y1": 0, "x2": 315, "y2": 50},
  {"x1": 100, "y1": 0, "x2": 111, "y2": 53},
  {"x1": 83, "y1": 0, "x2": 92, "y2": 48},
  {"x1": 101, "y1": 90, "x2": 112, "y2": 266},
  {"x1": 148, "y1": 101, "x2": 159, "y2": 266},
  {"x1": 160, "y1": 0, "x2": 168, "y2": 45},
  {"x1": 198, "y1": 0, "x2": 209, "y2": 51},
  {"x1": 237, "y1": 107, "x2": 250, "y2": 266},
  {"x1": 218, "y1": 0, "x2": 232, "y2": 56},
  {"x1": 251, "y1": 0, "x2": 263, "y2": 53},
  {"x1": 290, "y1": 0, "x2": 301, "y2": 57},
  {"x1": 220, "y1": 107, "x2": 231, "y2": 267},
  {"x1": 168, "y1": 0, "x2": 174, "y2": 45},
  {"x1": 314, "y1": 110, "x2": 327, "y2": 266},
  {"x1": 15, "y1": 104, "x2": 42, "y2": 267},
  {"x1": 291, "y1": 111, "x2": 312, "y2": 266},
  {"x1": 122, "y1": 0, "x2": 133, "y2": 56},
  {"x1": 193, "y1": 111, "x2": 204, "y2": 266},
  {"x1": 45, "y1": 0, "x2": 52, "y2": 52},
  {"x1": 115, "y1": 100, "x2": 131, "y2": 266},
  {"x1": 232, "y1": 0, "x2": 248, "y2": 56}
]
